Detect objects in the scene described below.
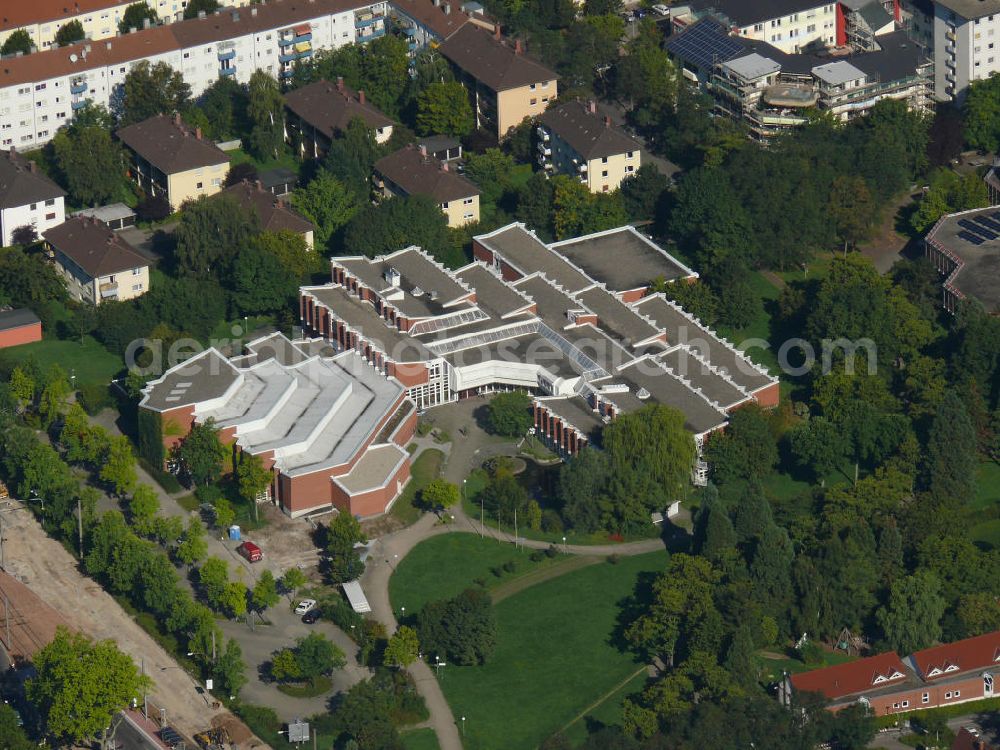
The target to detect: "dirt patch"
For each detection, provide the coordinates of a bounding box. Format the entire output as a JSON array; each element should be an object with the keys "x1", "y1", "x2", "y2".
[{"x1": 1, "y1": 502, "x2": 267, "y2": 747}]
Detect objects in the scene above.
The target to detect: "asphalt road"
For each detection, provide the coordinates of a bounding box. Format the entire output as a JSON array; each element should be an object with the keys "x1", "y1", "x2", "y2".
[{"x1": 112, "y1": 711, "x2": 171, "y2": 750}]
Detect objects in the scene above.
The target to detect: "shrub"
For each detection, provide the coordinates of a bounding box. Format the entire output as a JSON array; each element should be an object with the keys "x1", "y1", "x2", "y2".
[
  {"x1": 529, "y1": 550, "x2": 544, "y2": 563},
  {"x1": 502, "y1": 560, "x2": 517, "y2": 573},
  {"x1": 416, "y1": 421, "x2": 434, "y2": 437},
  {"x1": 473, "y1": 576, "x2": 487, "y2": 587},
  {"x1": 607, "y1": 553, "x2": 621, "y2": 565},
  {"x1": 135, "y1": 194, "x2": 171, "y2": 223},
  {"x1": 194, "y1": 483, "x2": 223, "y2": 505},
  {"x1": 545, "y1": 545, "x2": 558, "y2": 558},
  {"x1": 541, "y1": 509, "x2": 564, "y2": 533},
  {"x1": 798, "y1": 640, "x2": 825, "y2": 666},
  {"x1": 77, "y1": 383, "x2": 113, "y2": 415},
  {"x1": 491, "y1": 566, "x2": 504, "y2": 578}
]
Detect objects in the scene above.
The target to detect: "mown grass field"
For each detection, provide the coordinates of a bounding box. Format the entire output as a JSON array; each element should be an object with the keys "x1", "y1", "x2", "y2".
[
  {"x1": 401, "y1": 728, "x2": 440, "y2": 750},
  {"x1": 390, "y1": 448, "x2": 445, "y2": 526},
  {"x1": 428, "y1": 551, "x2": 666, "y2": 750},
  {"x1": 0, "y1": 335, "x2": 122, "y2": 387}
]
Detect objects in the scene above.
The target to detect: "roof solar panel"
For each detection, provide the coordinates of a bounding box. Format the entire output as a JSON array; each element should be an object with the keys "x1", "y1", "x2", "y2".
[
  {"x1": 976, "y1": 216, "x2": 1000, "y2": 233},
  {"x1": 958, "y1": 230, "x2": 985, "y2": 246},
  {"x1": 992, "y1": 211, "x2": 1000, "y2": 223},
  {"x1": 666, "y1": 18, "x2": 747, "y2": 71}
]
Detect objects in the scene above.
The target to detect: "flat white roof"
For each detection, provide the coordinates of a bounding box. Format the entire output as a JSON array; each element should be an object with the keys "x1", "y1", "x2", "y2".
[
  {"x1": 812, "y1": 60, "x2": 866, "y2": 86},
  {"x1": 722, "y1": 52, "x2": 780, "y2": 80}
]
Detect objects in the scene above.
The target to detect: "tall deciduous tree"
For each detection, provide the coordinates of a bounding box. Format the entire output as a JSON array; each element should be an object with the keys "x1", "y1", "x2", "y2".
[
  {"x1": 963, "y1": 73, "x2": 1000, "y2": 153},
  {"x1": 0, "y1": 29, "x2": 33, "y2": 57},
  {"x1": 173, "y1": 195, "x2": 258, "y2": 277},
  {"x1": 327, "y1": 511, "x2": 366, "y2": 584},
  {"x1": 246, "y1": 71, "x2": 284, "y2": 160},
  {"x1": 54, "y1": 20, "x2": 84, "y2": 47},
  {"x1": 251, "y1": 569, "x2": 279, "y2": 612},
  {"x1": 120, "y1": 61, "x2": 191, "y2": 126},
  {"x1": 416, "y1": 81, "x2": 474, "y2": 137},
  {"x1": 922, "y1": 391, "x2": 978, "y2": 522},
  {"x1": 292, "y1": 171, "x2": 359, "y2": 251},
  {"x1": 343, "y1": 195, "x2": 462, "y2": 267},
  {"x1": 183, "y1": 0, "x2": 220, "y2": 19},
  {"x1": 118, "y1": 2, "x2": 158, "y2": 34},
  {"x1": 27, "y1": 627, "x2": 150, "y2": 747},
  {"x1": 52, "y1": 104, "x2": 131, "y2": 207},
  {"x1": 486, "y1": 391, "x2": 532, "y2": 436},
  {"x1": 417, "y1": 588, "x2": 497, "y2": 665},
  {"x1": 384, "y1": 625, "x2": 419, "y2": 668},
  {"x1": 603, "y1": 404, "x2": 695, "y2": 504},
  {"x1": 174, "y1": 418, "x2": 228, "y2": 485},
  {"x1": 464, "y1": 148, "x2": 516, "y2": 205},
  {"x1": 877, "y1": 571, "x2": 946, "y2": 655}
]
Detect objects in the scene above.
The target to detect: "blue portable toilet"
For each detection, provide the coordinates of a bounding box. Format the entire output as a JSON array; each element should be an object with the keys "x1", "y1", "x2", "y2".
[{"x1": 228, "y1": 525, "x2": 241, "y2": 541}]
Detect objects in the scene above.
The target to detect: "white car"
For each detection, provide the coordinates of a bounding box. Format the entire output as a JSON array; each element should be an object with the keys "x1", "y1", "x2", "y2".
[
  {"x1": 294, "y1": 599, "x2": 317, "y2": 615},
  {"x1": 652, "y1": 3, "x2": 670, "y2": 14}
]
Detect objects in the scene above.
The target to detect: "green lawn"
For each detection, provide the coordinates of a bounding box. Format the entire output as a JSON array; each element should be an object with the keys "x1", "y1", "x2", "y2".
[
  {"x1": 971, "y1": 460, "x2": 1000, "y2": 512},
  {"x1": 762, "y1": 461, "x2": 853, "y2": 504},
  {"x1": 176, "y1": 494, "x2": 199, "y2": 512},
  {"x1": 226, "y1": 146, "x2": 301, "y2": 176},
  {"x1": 562, "y1": 667, "x2": 648, "y2": 746},
  {"x1": 435, "y1": 552, "x2": 666, "y2": 750},
  {"x1": 389, "y1": 533, "x2": 569, "y2": 614},
  {"x1": 970, "y1": 519, "x2": 1000, "y2": 550},
  {"x1": 715, "y1": 271, "x2": 782, "y2": 374},
  {"x1": 401, "y1": 728, "x2": 440, "y2": 750},
  {"x1": 390, "y1": 449, "x2": 445, "y2": 527},
  {"x1": 1, "y1": 335, "x2": 123, "y2": 388}
]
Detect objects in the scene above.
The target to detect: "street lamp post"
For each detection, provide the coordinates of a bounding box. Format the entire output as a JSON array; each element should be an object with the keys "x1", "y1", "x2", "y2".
[
  {"x1": 461, "y1": 716, "x2": 466, "y2": 738},
  {"x1": 562, "y1": 536, "x2": 567, "y2": 552}
]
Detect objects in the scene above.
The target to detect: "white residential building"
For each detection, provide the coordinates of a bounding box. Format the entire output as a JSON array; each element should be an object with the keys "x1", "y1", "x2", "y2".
[
  {"x1": 933, "y1": 0, "x2": 1000, "y2": 102},
  {"x1": 671, "y1": 0, "x2": 839, "y2": 54},
  {"x1": 0, "y1": 149, "x2": 66, "y2": 247},
  {"x1": 0, "y1": 0, "x2": 388, "y2": 151}
]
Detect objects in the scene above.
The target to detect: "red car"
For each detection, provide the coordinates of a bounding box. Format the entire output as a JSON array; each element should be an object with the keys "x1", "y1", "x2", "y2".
[{"x1": 237, "y1": 541, "x2": 263, "y2": 562}]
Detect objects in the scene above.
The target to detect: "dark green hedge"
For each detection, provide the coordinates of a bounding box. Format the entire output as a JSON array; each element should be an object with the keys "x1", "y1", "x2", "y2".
[{"x1": 137, "y1": 407, "x2": 164, "y2": 468}]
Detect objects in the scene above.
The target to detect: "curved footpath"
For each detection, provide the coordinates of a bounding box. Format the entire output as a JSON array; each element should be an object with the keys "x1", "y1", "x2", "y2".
[{"x1": 362, "y1": 504, "x2": 666, "y2": 750}]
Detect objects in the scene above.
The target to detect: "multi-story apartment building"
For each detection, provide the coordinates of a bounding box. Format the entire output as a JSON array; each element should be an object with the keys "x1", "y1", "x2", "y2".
[
  {"x1": 388, "y1": 0, "x2": 492, "y2": 55},
  {"x1": 0, "y1": 0, "x2": 389, "y2": 151},
  {"x1": 671, "y1": 0, "x2": 840, "y2": 54},
  {"x1": 536, "y1": 100, "x2": 642, "y2": 193},
  {"x1": 373, "y1": 144, "x2": 481, "y2": 226},
  {"x1": 43, "y1": 216, "x2": 150, "y2": 305},
  {"x1": 117, "y1": 113, "x2": 230, "y2": 209},
  {"x1": 438, "y1": 24, "x2": 558, "y2": 139},
  {"x1": 669, "y1": 18, "x2": 932, "y2": 142},
  {"x1": 0, "y1": 148, "x2": 65, "y2": 246},
  {"x1": 933, "y1": 0, "x2": 1000, "y2": 102},
  {"x1": 0, "y1": 0, "x2": 246, "y2": 53}
]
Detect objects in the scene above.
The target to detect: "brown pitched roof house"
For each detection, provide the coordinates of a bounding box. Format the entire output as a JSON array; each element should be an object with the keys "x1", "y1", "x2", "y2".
[
  {"x1": 116, "y1": 113, "x2": 229, "y2": 175},
  {"x1": 44, "y1": 216, "x2": 148, "y2": 279},
  {"x1": 439, "y1": 24, "x2": 557, "y2": 91},
  {"x1": 375, "y1": 145, "x2": 480, "y2": 203},
  {"x1": 0, "y1": 148, "x2": 65, "y2": 209},
  {"x1": 284, "y1": 79, "x2": 394, "y2": 140},
  {"x1": 219, "y1": 180, "x2": 315, "y2": 236},
  {"x1": 539, "y1": 100, "x2": 641, "y2": 160}
]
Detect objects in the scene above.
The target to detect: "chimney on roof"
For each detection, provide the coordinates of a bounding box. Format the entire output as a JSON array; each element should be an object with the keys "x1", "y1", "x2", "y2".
[
  {"x1": 251, "y1": 6, "x2": 257, "y2": 15},
  {"x1": 232, "y1": 10, "x2": 240, "y2": 21},
  {"x1": 195, "y1": 127, "x2": 202, "y2": 140},
  {"x1": 129, "y1": 26, "x2": 136, "y2": 33},
  {"x1": 588, "y1": 99, "x2": 596, "y2": 114},
  {"x1": 255, "y1": 179, "x2": 263, "y2": 191},
  {"x1": 444, "y1": 3, "x2": 451, "y2": 14},
  {"x1": 358, "y1": 89, "x2": 366, "y2": 105},
  {"x1": 494, "y1": 23, "x2": 501, "y2": 39},
  {"x1": 441, "y1": 160, "x2": 449, "y2": 172},
  {"x1": 514, "y1": 38, "x2": 523, "y2": 54},
  {"x1": 433, "y1": 0, "x2": 440, "y2": 6},
  {"x1": 173, "y1": 112, "x2": 182, "y2": 126},
  {"x1": 198, "y1": 9, "x2": 206, "y2": 18},
  {"x1": 28, "y1": 160, "x2": 36, "y2": 173},
  {"x1": 604, "y1": 115, "x2": 611, "y2": 128},
  {"x1": 419, "y1": 144, "x2": 427, "y2": 157},
  {"x1": 336, "y1": 76, "x2": 344, "y2": 92},
  {"x1": 143, "y1": 17, "x2": 151, "y2": 28},
  {"x1": 106, "y1": 40, "x2": 112, "y2": 49}
]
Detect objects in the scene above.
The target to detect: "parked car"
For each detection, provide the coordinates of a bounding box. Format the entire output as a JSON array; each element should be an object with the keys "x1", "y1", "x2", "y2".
[
  {"x1": 652, "y1": 4, "x2": 669, "y2": 15},
  {"x1": 237, "y1": 541, "x2": 263, "y2": 562},
  {"x1": 294, "y1": 599, "x2": 317, "y2": 615},
  {"x1": 302, "y1": 609, "x2": 321, "y2": 624}
]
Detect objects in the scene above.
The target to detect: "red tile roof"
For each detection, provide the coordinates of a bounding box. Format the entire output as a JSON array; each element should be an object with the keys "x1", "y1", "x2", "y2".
[
  {"x1": 0, "y1": 0, "x2": 126, "y2": 33},
  {"x1": 789, "y1": 652, "x2": 909, "y2": 700},
  {"x1": 912, "y1": 631, "x2": 1000, "y2": 681}
]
